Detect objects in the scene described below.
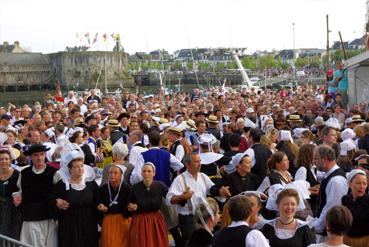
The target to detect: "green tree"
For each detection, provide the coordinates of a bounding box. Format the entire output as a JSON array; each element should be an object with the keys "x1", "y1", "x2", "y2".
[
  {"x1": 242, "y1": 56, "x2": 257, "y2": 70},
  {"x1": 295, "y1": 57, "x2": 308, "y2": 68},
  {"x1": 309, "y1": 55, "x2": 321, "y2": 67},
  {"x1": 259, "y1": 55, "x2": 276, "y2": 69}
]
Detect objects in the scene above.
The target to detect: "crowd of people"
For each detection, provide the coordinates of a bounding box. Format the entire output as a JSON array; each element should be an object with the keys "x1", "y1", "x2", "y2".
[{"x1": 0, "y1": 61, "x2": 368, "y2": 247}]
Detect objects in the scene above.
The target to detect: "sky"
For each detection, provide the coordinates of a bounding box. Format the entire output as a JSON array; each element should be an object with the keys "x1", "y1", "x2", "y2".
[{"x1": 0, "y1": 0, "x2": 367, "y2": 54}]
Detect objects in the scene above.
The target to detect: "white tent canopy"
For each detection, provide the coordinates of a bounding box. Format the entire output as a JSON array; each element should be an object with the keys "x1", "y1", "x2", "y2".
[{"x1": 345, "y1": 51, "x2": 369, "y2": 106}]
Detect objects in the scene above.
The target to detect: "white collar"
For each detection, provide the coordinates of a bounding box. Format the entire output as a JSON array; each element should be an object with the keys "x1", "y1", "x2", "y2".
[
  {"x1": 32, "y1": 165, "x2": 47, "y2": 174},
  {"x1": 324, "y1": 164, "x2": 340, "y2": 178},
  {"x1": 228, "y1": 221, "x2": 249, "y2": 228}
]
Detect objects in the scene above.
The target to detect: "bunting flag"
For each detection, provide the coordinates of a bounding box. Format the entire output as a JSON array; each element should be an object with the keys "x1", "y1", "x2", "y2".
[
  {"x1": 92, "y1": 32, "x2": 98, "y2": 44},
  {"x1": 85, "y1": 32, "x2": 90, "y2": 44},
  {"x1": 114, "y1": 33, "x2": 120, "y2": 42},
  {"x1": 110, "y1": 33, "x2": 115, "y2": 39},
  {"x1": 103, "y1": 33, "x2": 107, "y2": 42}
]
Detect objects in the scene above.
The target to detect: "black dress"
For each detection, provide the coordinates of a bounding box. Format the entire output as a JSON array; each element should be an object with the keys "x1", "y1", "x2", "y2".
[
  {"x1": 342, "y1": 194, "x2": 369, "y2": 238},
  {"x1": 188, "y1": 227, "x2": 212, "y2": 247},
  {"x1": 128, "y1": 181, "x2": 169, "y2": 247},
  {"x1": 50, "y1": 180, "x2": 99, "y2": 247},
  {"x1": 0, "y1": 170, "x2": 21, "y2": 239},
  {"x1": 261, "y1": 219, "x2": 315, "y2": 247},
  {"x1": 128, "y1": 181, "x2": 168, "y2": 212},
  {"x1": 97, "y1": 182, "x2": 132, "y2": 218}
]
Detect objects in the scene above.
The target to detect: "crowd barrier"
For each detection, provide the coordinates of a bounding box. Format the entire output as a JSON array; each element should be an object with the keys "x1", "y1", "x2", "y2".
[{"x1": 0, "y1": 234, "x2": 33, "y2": 247}]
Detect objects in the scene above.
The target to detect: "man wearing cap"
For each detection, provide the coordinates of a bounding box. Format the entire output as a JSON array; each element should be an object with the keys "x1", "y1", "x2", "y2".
[
  {"x1": 108, "y1": 119, "x2": 123, "y2": 145},
  {"x1": 207, "y1": 115, "x2": 222, "y2": 141},
  {"x1": 117, "y1": 113, "x2": 130, "y2": 135},
  {"x1": 168, "y1": 127, "x2": 186, "y2": 162},
  {"x1": 313, "y1": 145, "x2": 347, "y2": 240},
  {"x1": 15, "y1": 144, "x2": 60, "y2": 247},
  {"x1": 287, "y1": 114, "x2": 303, "y2": 130},
  {"x1": 184, "y1": 119, "x2": 197, "y2": 147}
]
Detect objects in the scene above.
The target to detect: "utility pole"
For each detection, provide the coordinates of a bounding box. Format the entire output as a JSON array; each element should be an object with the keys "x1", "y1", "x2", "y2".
[
  {"x1": 326, "y1": 15, "x2": 330, "y2": 65},
  {"x1": 292, "y1": 22, "x2": 297, "y2": 89}
]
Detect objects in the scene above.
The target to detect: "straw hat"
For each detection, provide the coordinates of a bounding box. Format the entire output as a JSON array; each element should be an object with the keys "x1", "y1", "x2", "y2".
[{"x1": 207, "y1": 115, "x2": 219, "y2": 124}]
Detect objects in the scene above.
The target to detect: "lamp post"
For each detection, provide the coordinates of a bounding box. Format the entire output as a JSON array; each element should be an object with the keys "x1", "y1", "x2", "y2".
[{"x1": 292, "y1": 22, "x2": 297, "y2": 89}]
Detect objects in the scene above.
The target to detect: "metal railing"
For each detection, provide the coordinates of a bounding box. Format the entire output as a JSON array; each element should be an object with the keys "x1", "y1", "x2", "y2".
[{"x1": 0, "y1": 234, "x2": 33, "y2": 247}]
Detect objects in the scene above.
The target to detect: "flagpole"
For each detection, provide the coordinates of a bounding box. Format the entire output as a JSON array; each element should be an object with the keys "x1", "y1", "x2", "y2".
[{"x1": 105, "y1": 35, "x2": 108, "y2": 93}]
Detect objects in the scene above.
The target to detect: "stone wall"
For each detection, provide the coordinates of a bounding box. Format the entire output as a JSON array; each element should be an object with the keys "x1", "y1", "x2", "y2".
[
  {"x1": 48, "y1": 51, "x2": 134, "y2": 91},
  {"x1": 0, "y1": 53, "x2": 52, "y2": 90},
  {"x1": 0, "y1": 51, "x2": 134, "y2": 91}
]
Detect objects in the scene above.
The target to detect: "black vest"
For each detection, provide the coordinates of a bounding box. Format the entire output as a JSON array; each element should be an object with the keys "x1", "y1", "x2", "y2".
[
  {"x1": 317, "y1": 167, "x2": 346, "y2": 235},
  {"x1": 207, "y1": 128, "x2": 221, "y2": 140},
  {"x1": 318, "y1": 167, "x2": 346, "y2": 216},
  {"x1": 306, "y1": 167, "x2": 319, "y2": 187},
  {"x1": 212, "y1": 225, "x2": 251, "y2": 247},
  {"x1": 170, "y1": 140, "x2": 183, "y2": 161},
  {"x1": 268, "y1": 170, "x2": 285, "y2": 185},
  {"x1": 251, "y1": 143, "x2": 272, "y2": 179},
  {"x1": 21, "y1": 165, "x2": 57, "y2": 221}
]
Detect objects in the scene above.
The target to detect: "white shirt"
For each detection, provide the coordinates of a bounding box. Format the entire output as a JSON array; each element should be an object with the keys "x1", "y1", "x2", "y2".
[
  {"x1": 130, "y1": 147, "x2": 184, "y2": 185},
  {"x1": 174, "y1": 141, "x2": 185, "y2": 162},
  {"x1": 295, "y1": 166, "x2": 315, "y2": 181},
  {"x1": 0, "y1": 132, "x2": 7, "y2": 145},
  {"x1": 295, "y1": 166, "x2": 325, "y2": 183},
  {"x1": 64, "y1": 96, "x2": 78, "y2": 106},
  {"x1": 78, "y1": 103, "x2": 88, "y2": 115},
  {"x1": 166, "y1": 171, "x2": 214, "y2": 215},
  {"x1": 227, "y1": 221, "x2": 270, "y2": 247},
  {"x1": 314, "y1": 165, "x2": 348, "y2": 234},
  {"x1": 256, "y1": 170, "x2": 292, "y2": 192},
  {"x1": 128, "y1": 142, "x2": 148, "y2": 166}
]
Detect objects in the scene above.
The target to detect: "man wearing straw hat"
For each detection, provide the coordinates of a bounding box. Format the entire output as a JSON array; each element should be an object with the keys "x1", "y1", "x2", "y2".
[
  {"x1": 168, "y1": 127, "x2": 185, "y2": 162},
  {"x1": 207, "y1": 115, "x2": 222, "y2": 141}
]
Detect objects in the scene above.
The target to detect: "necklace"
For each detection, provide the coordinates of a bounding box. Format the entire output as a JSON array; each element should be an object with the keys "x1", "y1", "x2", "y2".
[{"x1": 278, "y1": 218, "x2": 295, "y2": 225}]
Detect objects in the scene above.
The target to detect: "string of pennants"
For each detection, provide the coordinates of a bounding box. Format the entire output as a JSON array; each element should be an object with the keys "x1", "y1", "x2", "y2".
[{"x1": 75, "y1": 33, "x2": 121, "y2": 45}]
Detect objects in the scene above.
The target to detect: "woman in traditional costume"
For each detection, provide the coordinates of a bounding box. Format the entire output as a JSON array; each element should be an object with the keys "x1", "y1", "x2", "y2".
[
  {"x1": 128, "y1": 162, "x2": 169, "y2": 247},
  {"x1": 50, "y1": 150, "x2": 99, "y2": 247},
  {"x1": 0, "y1": 146, "x2": 21, "y2": 239},
  {"x1": 261, "y1": 188, "x2": 315, "y2": 247},
  {"x1": 98, "y1": 165, "x2": 132, "y2": 247}
]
